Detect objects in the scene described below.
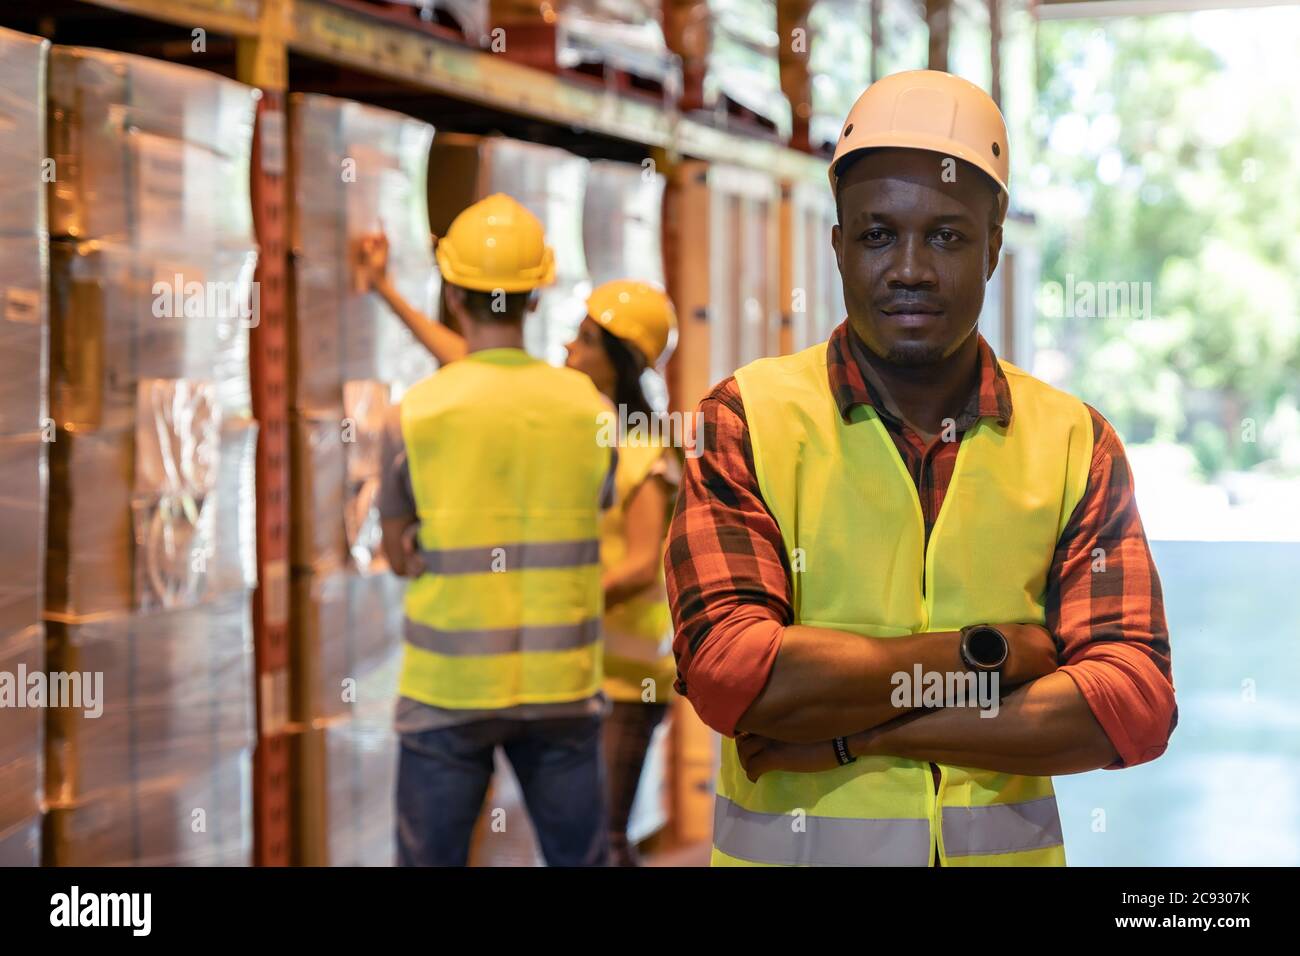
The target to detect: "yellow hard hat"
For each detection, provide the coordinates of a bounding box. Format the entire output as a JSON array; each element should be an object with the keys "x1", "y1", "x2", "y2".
[
  {"x1": 435, "y1": 193, "x2": 556, "y2": 293},
  {"x1": 586, "y1": 280, "x2": 677, "y2": 368},
  {"x1": 830, "y1": 70, "x2": 1009, "y2": 223}
]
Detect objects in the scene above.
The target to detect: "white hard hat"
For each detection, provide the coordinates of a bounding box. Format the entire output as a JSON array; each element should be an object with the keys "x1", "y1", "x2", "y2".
[{"x1": 830, "y1": 70, "x2": 1010, "y2": 223}]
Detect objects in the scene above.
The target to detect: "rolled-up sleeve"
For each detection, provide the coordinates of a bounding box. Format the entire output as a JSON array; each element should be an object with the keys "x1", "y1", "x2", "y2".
[
  {"x1": 1050, "y1": 407, "x2": 1178, "y2": 769},
  {"x1": 663, "y1": 379, "x2": 791, "y2": 737}
]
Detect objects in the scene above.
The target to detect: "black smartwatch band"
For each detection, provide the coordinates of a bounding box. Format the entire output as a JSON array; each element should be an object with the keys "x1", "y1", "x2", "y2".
[{"x1": 833, "y1": 736, "x2": 855, "y2": 766}]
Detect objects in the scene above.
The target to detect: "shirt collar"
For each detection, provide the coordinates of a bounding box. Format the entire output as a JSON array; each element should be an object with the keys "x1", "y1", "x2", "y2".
[{"x1": 825, "y1": 320, "x2": 1013, "y2": 430}]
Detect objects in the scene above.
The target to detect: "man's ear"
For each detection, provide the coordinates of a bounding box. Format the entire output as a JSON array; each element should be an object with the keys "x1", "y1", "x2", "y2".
[
  {"x1": 444, "y1": 283, "x2": 470, "y2": 329},
  {"x1": 831, "y1": 222, "x2": 843, "y2": 274},
  {"x1": 526, "y1": 290, "x2": 541, "y2": 315},
  {"x1": 986, "y1": 224, "x2": 1004, "y2": 281}
]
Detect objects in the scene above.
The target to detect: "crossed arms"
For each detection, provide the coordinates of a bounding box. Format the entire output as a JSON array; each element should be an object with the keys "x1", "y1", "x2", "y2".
[{"x1": 665, "y1": 384, "x2": 1178, "y2": 781}]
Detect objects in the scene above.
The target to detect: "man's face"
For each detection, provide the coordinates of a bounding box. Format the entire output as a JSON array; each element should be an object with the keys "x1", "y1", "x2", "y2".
[{"x1": 831, "y1": 147, "x2": 1003, "y2": 367}]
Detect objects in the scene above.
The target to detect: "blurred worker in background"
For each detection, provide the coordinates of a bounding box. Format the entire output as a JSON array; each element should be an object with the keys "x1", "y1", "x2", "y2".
[
  {"x1": 665, "y1": 70, "x2": 1176, "y2": 866},
  {"x1": 367, "y1": 193, "x2": 615, "y2": 867},
  {"x1": 361, "y1": 227, "x2": 682, "y2": 866}
]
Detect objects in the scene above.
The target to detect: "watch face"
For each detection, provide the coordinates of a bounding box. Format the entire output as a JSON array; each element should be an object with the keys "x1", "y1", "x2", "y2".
[{"x1": 967, "y1": 626, "x2": 1007, "y2": 668}]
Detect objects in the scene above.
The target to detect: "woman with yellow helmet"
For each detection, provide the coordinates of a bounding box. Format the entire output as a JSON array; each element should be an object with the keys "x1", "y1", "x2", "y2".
[{"x1": 361, "y1": 231, "x2": 681, "y2": 866}]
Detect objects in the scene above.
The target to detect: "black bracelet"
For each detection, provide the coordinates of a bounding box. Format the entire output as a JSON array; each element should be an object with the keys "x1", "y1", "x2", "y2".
[{"x1": 833, "y1": 736, "x2": 856, "y2": 766}]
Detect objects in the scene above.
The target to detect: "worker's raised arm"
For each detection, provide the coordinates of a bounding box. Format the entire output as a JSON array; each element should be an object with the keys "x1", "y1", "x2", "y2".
[
  {"x1": 664, "y1": 379, "x2": 1058, "y2": 743},
  {"x1": 357, "y1": 232, "x2": 469, "y2": 365}
]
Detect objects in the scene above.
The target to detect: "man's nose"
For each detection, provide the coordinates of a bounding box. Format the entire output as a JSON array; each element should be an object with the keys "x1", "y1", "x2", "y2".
[{"x1": 884, "y1": 234, "x2": 938, "y2": 288}]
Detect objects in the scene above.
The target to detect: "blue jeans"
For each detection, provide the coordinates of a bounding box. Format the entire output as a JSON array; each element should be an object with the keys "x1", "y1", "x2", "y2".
[{"x1": 396, "y1": 715, "x2": 609, "y2": 866}]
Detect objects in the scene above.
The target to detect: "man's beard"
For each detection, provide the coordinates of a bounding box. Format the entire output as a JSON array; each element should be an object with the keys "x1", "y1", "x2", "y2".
[{"x1": 883, "y1": 338, "x2": 949, "y2": 367}]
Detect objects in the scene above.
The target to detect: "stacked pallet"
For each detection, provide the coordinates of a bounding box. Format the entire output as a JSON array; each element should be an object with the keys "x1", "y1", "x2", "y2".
[
  {"x1": 287, "y1": 93, "x2": 436, "y2": 866},
  {"x1": 428, "y1": 133, "x2": 590, "y2": 367},
  {"x1": 667, "y1": 0, "x2": 791, "y2": 138},
  {"x1": 42, "y1": 47, "x2": 260, "y2": 866},
  {"x1": 490, "y1": 0, "x2": 682, "y2": 99},
  {"x1": 0, "y1": 26, "x2": 50, "y2": 867},
  {"x1": 665, "y1": 159, "x2": 781, "y2": 413}
]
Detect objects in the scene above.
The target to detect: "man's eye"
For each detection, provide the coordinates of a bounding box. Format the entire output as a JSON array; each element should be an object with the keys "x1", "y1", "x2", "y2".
[
  {"x1": 860, "y1": 229, "x2": 889, "y2": 242},
  {"x1": 935, "y1": 229, "x2": 962, "y2": 243}
]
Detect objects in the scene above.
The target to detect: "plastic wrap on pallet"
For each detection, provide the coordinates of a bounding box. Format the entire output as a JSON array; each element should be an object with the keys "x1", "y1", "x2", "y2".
[
  {"x1": 0, "y1": 624, "x2": 44, "y2": 859},
  {"x1": 46, "y1": 748, "x2": 252, "y2": 866},
  {"x1": 289, "y1": 94, "x2": 436, "y2": 411},
  {"x1": 0, "y1": 233, "x2": 50, "y2": 438},
  {"x1": 555, "y1": 1, "x2": 682, "y2": 93},
  {"x1": 582, "y1": 160, "x2": 666, "y2": 286},
  {"x1": 343, "y1": 381, "x2": 394, "y2": 575},
  {"x1": 46, "y1": 409, "x2": 258, "y2": 617},
  {"x1": 0, "y1": 434, "x2": 47, "y2": 642},
  {"x1": 0, "y1": 27, "x2": 47, "y2": 235},
  {"x1": 345, "y1": 572, "x2": 404, "y2": 719},
  {"x1": 0, "y1": 815, "x2": 41, "y2": 866},
  {"x1": 0, "y1": 29, "x2": 50, "y2": 439},
  {"x1": 49, "y1": 240, "x2": 255, "y2": 432},
  {"x1": 293, "y1": 569, "x2": 402, "y2": 865},
  {"x1": 45, "y1": 592, "x2": 255, "y2": 804},
  {"x1": 705, "y1": 0, "x2": 791, "y2": 138},
  {"x1": 47, "y1": 45, "x2": 258, "y2": 250},
  {"x1": 293, "y1": 568, "x2": 403, "y2": 725},
  {"x1": 323, "y1": 715, "x2": 397, "y2": 866},
  {"x1": 290, "y1": 409, "x2": 349, "y2": 573},
  {"x1": 291, "y1": 570, "x2": 351, "y2": 723}
]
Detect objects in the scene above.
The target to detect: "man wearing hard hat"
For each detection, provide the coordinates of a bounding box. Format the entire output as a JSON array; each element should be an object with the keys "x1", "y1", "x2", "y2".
[
  {"x1": 374, "y1": 193, "x2": 615, "y2": 866},
  {"x1": 664, "y1": 71, "x2": 1177, "y2": 866}
]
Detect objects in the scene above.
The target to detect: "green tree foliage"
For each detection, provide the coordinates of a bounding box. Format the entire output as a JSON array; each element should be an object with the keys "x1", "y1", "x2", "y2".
[{"x1": 1033, "y1": 14, "x2": 1300, "y2": 478}]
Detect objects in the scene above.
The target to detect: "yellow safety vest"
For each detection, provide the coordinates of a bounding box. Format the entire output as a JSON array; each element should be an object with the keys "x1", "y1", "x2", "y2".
[
  {"x1": 397, "y1": 348, "x2": 609, "y2": 710},
  {"x1": 722, "y1": 339, "x2": 1094, "y2": 866},
  {"x1": 601, "y1": 442, "x2": 676, "y2": 704}
]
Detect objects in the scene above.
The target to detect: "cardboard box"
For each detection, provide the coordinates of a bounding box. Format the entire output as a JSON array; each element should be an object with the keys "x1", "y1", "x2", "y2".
[
  {"x1": 293, "y1": 715, "x2": 397, "y2": 866},
  {"x1": 49, "y1": 240, "x2": 255, "y2": 433},
  {"x1": 0, "y1": 236, "x2": 50, "y2": 437},
  {"x1": 47, "y1": 45, "x2": 257, "y2": 249},
  {"x1": 290, "y1": 570, "x2": 351, "y2": 724},
  {"x1": 288, "y1": 94, "x2": 436, "y2": 411},
  {"x1": 289, "y1": 409, "x2": 348, "y2": 574},
  {"x1": 0, "y1": 27, "x2": 48, "y2": 236},
  {"x1": 0, "y1": 434, "x2": 46, "y2": 640},
  {"x1": 46, "y1": 415, "x2": 257, "y2": 617},
  {"x1": 45, "y1": 747, "x2": 252, "y2": 866},
  {"x1": 0, "y1": 815, "x2": 41, "y2": 867},
  {"x1": 0, "y1": 625, "x2": 44, "y2": 843},
  {"x1": 44, "y1": 592, "x2": 255, "y2": 807}
]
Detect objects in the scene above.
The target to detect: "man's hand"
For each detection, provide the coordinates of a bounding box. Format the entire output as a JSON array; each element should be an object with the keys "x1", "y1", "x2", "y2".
[
  {"x1": 735, "y1": 732, "x2": 839, "y2": 783},
  {"x1": 356, "y1": 232, "x2": 390, "y2": 291},
  {"x1": 999, "y1": 623, "x2": 1060, "y2": 685}
]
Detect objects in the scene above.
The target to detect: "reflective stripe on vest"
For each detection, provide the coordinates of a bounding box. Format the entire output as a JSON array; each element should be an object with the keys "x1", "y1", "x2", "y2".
[
  {"x1": 713, "y1": 794, "x2": 1066, "y2": 866},
  {"x1": 713, "y1": 796, "x2": 930, "y2": 867},
  {"x1": 397, "y1": 349, "x2": 609, "y2": 710},
  {"x1": 418, "y1": 540, "x2": 599, "y2": 575},
  {"x1": 725, "y1": 338, "x2": 1094, "y2": 867},
  {"x1": 404, "y1": 617, "x2": 601, "y2": 656}
]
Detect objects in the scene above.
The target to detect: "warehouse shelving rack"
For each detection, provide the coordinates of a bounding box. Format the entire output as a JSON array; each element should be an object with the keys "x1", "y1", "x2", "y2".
[{"x1": 10, "y1": 0, "x2": 832, "y2": 866}]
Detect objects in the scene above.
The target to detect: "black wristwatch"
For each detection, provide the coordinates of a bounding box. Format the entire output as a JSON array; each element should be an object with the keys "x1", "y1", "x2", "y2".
[{"x1": 959, "y1": 624, "x2": 1009, "y2": 674}]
